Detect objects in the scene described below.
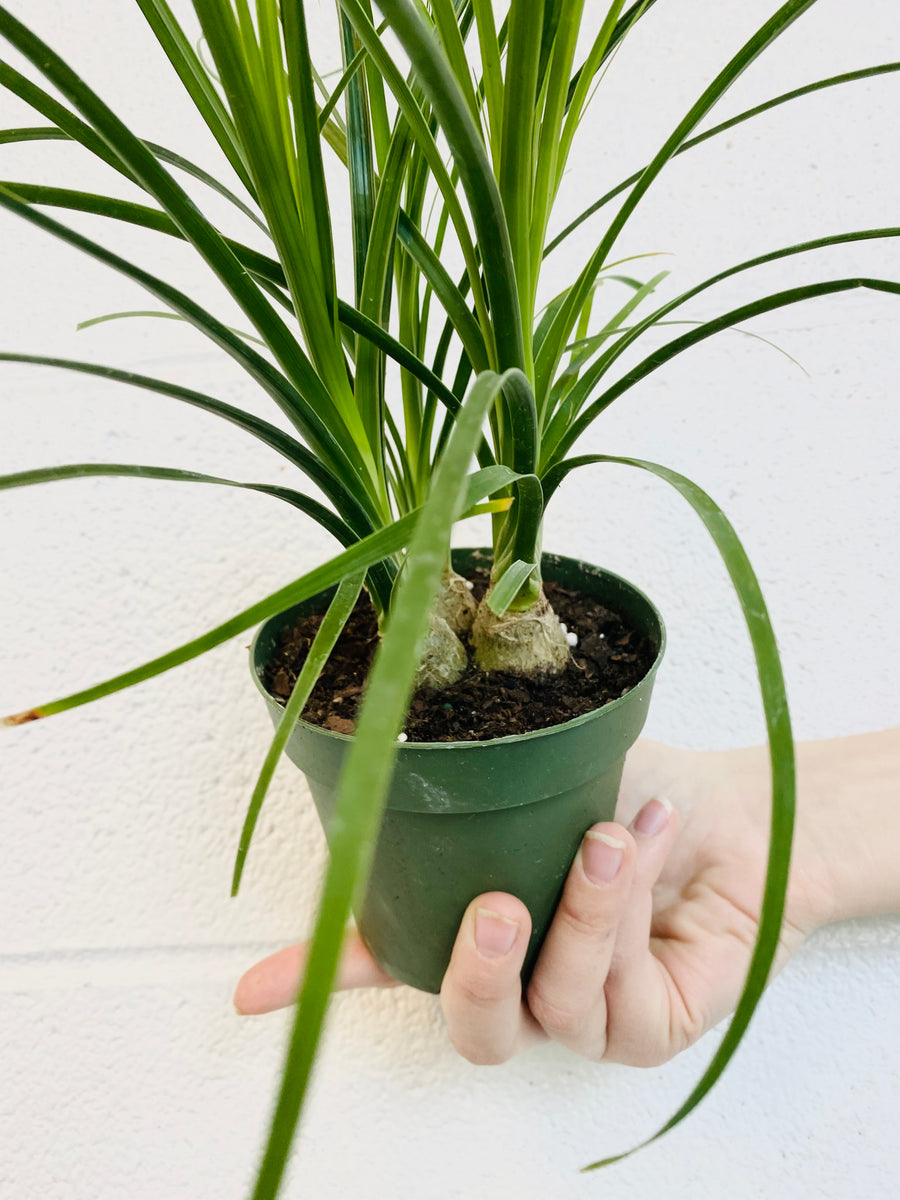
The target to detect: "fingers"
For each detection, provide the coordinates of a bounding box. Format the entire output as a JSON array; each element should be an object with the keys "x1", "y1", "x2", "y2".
[
  {"x1": 439, "y1": 892, "x2": 537, "y2": 1064},
  {"x1": 602, "y1": 797, "x2": 682, "y2": 1064},
  {"x1": 233, "y1": 928, "x2": 397, "y2": 1015},
  {"x1": 523, "y1": 823, "x2": 638, "y2": 1059},
  {"x1": 235, "y1": 797, "x2": 682, "y2": 1076},
  {"x1": 440, "y1": 799, "x2": 681, "y2": 1066}
]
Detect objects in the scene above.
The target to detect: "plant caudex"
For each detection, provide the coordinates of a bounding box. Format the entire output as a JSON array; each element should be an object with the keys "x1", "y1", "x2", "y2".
[{"x1": 1, "y1": 0, "x2": 899, "y2": 1196}]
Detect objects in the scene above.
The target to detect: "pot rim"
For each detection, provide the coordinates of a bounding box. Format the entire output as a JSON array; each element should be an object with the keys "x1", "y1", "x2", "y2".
[{"x1": 249, "y1": 549, "x2": 665, "y2": 752}]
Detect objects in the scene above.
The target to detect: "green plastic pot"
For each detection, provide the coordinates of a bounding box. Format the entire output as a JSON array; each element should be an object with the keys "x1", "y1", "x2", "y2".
[{"x1": 250, "y1": 549, "x2": 665, "y2": 994}]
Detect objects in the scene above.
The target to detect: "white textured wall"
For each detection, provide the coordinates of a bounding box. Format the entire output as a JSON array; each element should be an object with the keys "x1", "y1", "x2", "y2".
[{"x1": 2, "y1": 1, "x2": 899, "y2": 1197}]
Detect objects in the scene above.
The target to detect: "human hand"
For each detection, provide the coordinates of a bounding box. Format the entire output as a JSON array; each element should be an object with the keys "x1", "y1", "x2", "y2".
[{"x1": 234, "y1": 739, "x2": 831, "y2": 1065}]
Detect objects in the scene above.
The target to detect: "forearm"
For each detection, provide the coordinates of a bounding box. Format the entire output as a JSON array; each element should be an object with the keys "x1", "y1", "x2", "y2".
[
  {"x1": 792, "y1": 727, "x2": 900, "y2": 926},
  {"x1": 723, "y1": 727, "x2": 900, "y2": 932}
]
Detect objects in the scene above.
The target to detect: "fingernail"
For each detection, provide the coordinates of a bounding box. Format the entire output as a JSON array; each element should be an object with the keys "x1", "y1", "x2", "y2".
[
  {"x1": 582, "y1": 832, "x2": 625, "y2": 884},
  {"x1": 632, "y1": 796, "x2": 673, "y2": 837},
  {"x1": 474, "y1": 908, "x2": 518, "y2": 958}
]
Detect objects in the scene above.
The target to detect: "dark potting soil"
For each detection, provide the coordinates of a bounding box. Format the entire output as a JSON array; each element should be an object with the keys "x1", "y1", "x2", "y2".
[{"x1": 264, "y1": 571, "x2": 656, "y2": 743}]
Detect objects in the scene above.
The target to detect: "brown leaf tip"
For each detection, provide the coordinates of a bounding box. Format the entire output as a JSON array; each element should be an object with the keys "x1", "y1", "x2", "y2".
[{"x1": 3, "y1": 708, "x2": 43, "y2": 726}]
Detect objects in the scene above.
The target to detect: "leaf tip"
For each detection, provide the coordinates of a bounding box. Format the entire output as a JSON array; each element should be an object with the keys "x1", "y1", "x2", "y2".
[
  {"x1": 579, "y1": 1154, "x2": 621, "y2": 1173},
  {"x1": 3, "y1": 707, "x2": 44, "y2": 726}
]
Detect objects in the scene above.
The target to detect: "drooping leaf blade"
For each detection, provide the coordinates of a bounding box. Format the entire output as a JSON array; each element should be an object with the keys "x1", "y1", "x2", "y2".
[
  {"x1": 0, "y1": 182, "x2": 472, "y2": 432},
  {"x1": 0, "y1": 183, "x2": 374, "y2": 508},
  {"x1": 534, "y1": 0, "x2": 820, "y2": 407},
  {"x1": 542, "y1": 454, "x2": 793, "y2": 1169},
  {"x1": 0, "y1": 351, "x2": 377, "y2": 540},
  {"x1": 231, "y1": 571, "x2": 366, "y2": 896},
  {"x1": 0, "y1": 460, "x2": 358, "y2": 547},
  {"x1": 248, "y1": 367, "x2": 520, "y2": 1200},
  {"x1": 1, "y1": 465, "x2": 512, "y2": 726},
  {"x1": 547, "y1": 62, "x2": 900, "y2": 258},
  {"x1": 551, "y1": 275, "x2": 900, "y2": 464}
]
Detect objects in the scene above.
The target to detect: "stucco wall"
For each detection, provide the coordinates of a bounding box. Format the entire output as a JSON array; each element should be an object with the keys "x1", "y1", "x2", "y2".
[{"x1": 1, "y1": 2, "x2": 899, "y2": 1197}]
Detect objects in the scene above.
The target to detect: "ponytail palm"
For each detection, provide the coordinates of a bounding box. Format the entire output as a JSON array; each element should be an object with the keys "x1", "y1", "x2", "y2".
[{"x1": 2, "y1": 1, "x2": 898, "y2": 1194}]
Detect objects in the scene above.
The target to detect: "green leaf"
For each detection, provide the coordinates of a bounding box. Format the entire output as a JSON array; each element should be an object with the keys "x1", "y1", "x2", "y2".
[
  {"x1": 281, "y1": 0, "x2": 340, "y2": 325},
  {"x1": 317, "y1": 41, "x2": 365, "y2": 132},
  {"x1": 353, "y1": 119, "x2": 416, "y2": 501},
  {"x1": 1, "y1": 464, "x2": 511, "y2": 726},
  {"x1": 486, "y1": 558, "x2": 537, "y2": 616},
  {"x1": 346, "y1": 0, "x2": 523, "y2": 373},
  {"x1": 0, "y1": 126, "x2": 64, "y2": 146},
  {"x1": 231, "y1": 571, "x2": 365, "y2": 896},
  {"x1": 143, "y1": 138, "x2": 266, "y2": 231},
  {"x1": 543, "y1": 454, "x2": 793, "y2": 1168},
  {"x1": 497, "y1": 0, "x2": 546, "y2": 357},
  {"x1": 547, "y1": 62, "x2": 900, "y2": 258},
  {"x1": 339, "y1": 0, "x2": 496, "y2": 358},
  {"x1": 564, "y1": 0, "x2": 659, "y2": 112},
  {"x1": 0, "y1": 460, "x2": 355, "y2": 546},
  {"x1": 471, "y1": 0, "x2": 504, "y2": 158},
  {"x1": 339, "y1": 12, "x2": 377, "y2": 308},
  {"x1": 249, "y1": 368, "x2": 521, "y2": 1200},
  {"x1": 498, "y1": 371, "x2": 538, "y2": 476},
  {"x1": 182, "y1": 2, "x2": 372, "y2": 469},
  {"x1": 491, "y1": 472, "x2": 545, "y2": 603},
  {"x1": 397, "y1": 216, "x2": 490, "y2": 371},
  {"x1": 430, "y1": 0, "x2": 481, "y2": 125},
  {"x1": 0, "y1": 60, "x2": 123, "y2": 175},
  {"x1": 0, "y1": 184, "x2": 373, "y2": 508},
  {"x1": 552, "y1": 274, "x2": 900, "y2": 463},
  {"x1": 134, "y1": 0, "x2": 256, "y2": 196},
  {"x1": 75, "y1": 308, "x2": 265, "y2": 346},
  {"x1": 0, "y1": 351, "x2": 374, "y2": 540},
  {"x1": 464, "y1": 464, "x2": 520, "y2": 499},
  {"x1": 1, "y1": 4, "x2": 379, "y2": 489},
  {"x1": 543, "y1": 269, "x2": 668, "y2": 432},
  {"x1": 0, "y1": 124, "x2": 265, "y2": 229},
  {"x1": 0, "y1": 180, "x2": 469, "y2": 435},
  {"x1": 538, "y1": 228, "x2": 900, "y2": 467},
  {"x1": 338, "y1": 300, "x2": 468, "y2": 427},
  {"x1": 0, "y1": 9, "x2": 306, "y2": 383},
  {"x1": 534, "y1": 0, "x2": 820, "y2": 408},
  {"x1": 555, "y1": 1, "x2": 623, "y2": 186}
]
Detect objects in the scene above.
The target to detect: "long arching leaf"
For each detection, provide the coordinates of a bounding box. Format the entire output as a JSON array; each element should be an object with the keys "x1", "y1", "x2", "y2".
[
  {"x1": 533, "y1": 0, "x2": 819, "y2": 407},
  {"x1": 0, "y1": 460, "x2": 356, "y2": 544},
  {"x1": 0, "y1": 124, "x2": 265, "y2": 229},
  {"x1": 547, "y1": 62, "x2": 900, "y2": 258},
  {"x1": 542, "y1": 453, "x2": 793, "y2": 1169},
  {"x1": 539, "y1": 230, "x2": 900, "y2": 464},
  {"x1": 0, "y1": 352, "x2": 377, "y2": 540},
  {"x1": 0, "y1": 4, "x2": 380, "y2": 485},
  {"x1": 551, "y1": 276, "x2": 900, "y2": 462},
  {"x1": 0, "y1": 182, "x2": 471, "y2": 431},
  {"x1": 249, "y1": 367, "x2": 522, "y2": 1200},
  {"x1": 1, "y1": 463, "x2": 514, "y2": 726},
  {"x1": 0, "y1": 184, "x2": 375, "y2": 508},
  {"x1": 231, "y1": 571, "x2": 366, "y2": 897},
  {"x1": 0, "y1": 13, "x2": 293, "y2": 360}
]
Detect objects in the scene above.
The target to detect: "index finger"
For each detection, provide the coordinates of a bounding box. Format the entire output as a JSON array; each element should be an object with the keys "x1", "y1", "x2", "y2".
[{"x1": 233, "y1": 929, "x2": 399, "y2": 1014}]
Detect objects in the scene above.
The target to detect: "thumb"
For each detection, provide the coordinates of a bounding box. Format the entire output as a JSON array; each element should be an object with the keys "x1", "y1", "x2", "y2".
[{"x1": 234, "y1": 928, "x2": 398, "y2": 1014}]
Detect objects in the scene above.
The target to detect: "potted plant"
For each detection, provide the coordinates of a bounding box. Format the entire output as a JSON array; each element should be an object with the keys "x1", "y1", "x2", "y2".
[{"x1": 1, "y1": 1, "x2": 897, "y2": 1195}]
